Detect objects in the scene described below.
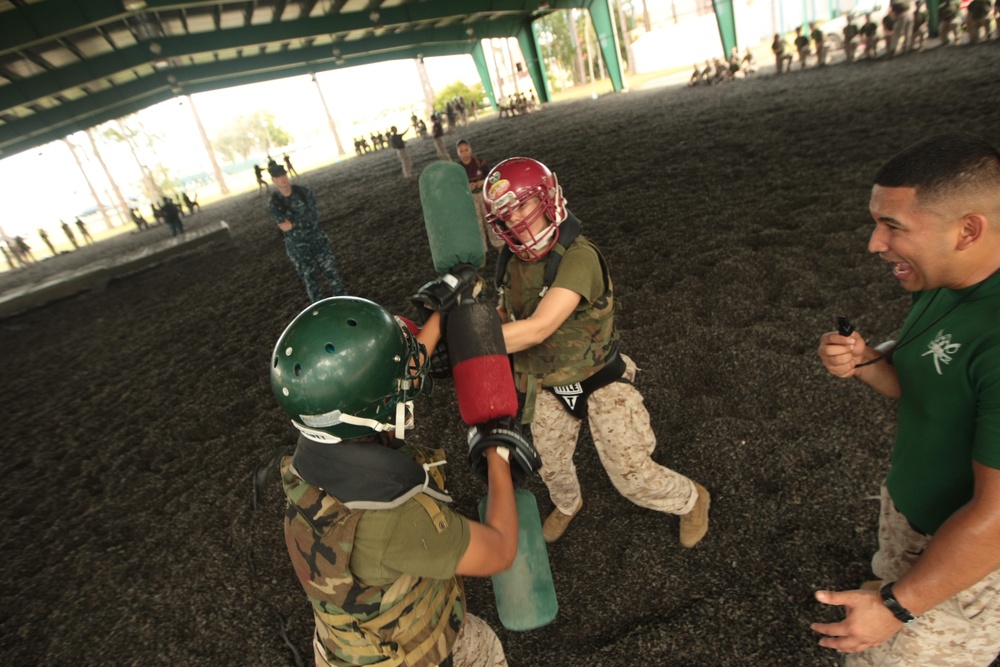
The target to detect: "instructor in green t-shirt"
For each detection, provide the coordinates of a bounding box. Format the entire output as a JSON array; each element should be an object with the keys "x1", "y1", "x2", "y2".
[{"x1": 814, "y1": 133, "x2": 1000, "y2": 665}]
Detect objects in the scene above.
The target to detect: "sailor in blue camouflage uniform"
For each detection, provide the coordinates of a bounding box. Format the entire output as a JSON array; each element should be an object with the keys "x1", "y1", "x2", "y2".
[{"x1": 267, "y1": 163, "x2": 348, "y2": 302}]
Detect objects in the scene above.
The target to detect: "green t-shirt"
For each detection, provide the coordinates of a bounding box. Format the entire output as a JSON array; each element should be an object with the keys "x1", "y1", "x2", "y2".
[
  {"x1": 350, "y1": 497, "x2": 471, "y2": 586},
  {"x1": 549, "y1": 239, "x2": 607, "y2": 306},
  {"x1": 501, "y1": 237, "x2": 606, "y2": 318},
  {"x1": 886, "y1": 271, "x2": 1000, "y2": 534}
]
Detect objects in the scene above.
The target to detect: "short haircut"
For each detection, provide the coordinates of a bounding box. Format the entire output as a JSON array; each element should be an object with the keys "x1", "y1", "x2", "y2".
[
  {"x1": 874, "y1": 133, "x2": 1000, "y2": 203},
  {"x1": 456, "y1": 138, "x2": 471, "y2": 149}
]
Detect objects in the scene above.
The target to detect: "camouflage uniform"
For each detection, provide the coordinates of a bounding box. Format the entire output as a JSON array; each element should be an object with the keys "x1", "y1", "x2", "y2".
[
  {"x1": 845, "y1": 483, "x2": 1000, "y2": 666},
  {"x1": 499, "y1": 232, "x2": 698, "y2": 519},
  {"x1": 282, "y1": 457, "x2": 507, "y2": 667},
  {"x1": 268, "y1": 184, "x2": 347, "y2": 303},
  {"x1": 886, "y1": 2, "x2": 915, "y2": 56}
]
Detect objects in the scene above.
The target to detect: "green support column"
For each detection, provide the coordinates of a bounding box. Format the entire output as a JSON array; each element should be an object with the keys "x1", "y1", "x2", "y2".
[
  {"x1": 516, "y1": 23, "x2": 551, "y2": 103},
  {"x1": 470, "y1": 41, "x2": 499, "y2": 111},
  {"x1": 712, "y1": 0, "x2": 738, "y2": 56},
  {"x1": 585, "y1": 0, "x2": 626, "y2": 92}
]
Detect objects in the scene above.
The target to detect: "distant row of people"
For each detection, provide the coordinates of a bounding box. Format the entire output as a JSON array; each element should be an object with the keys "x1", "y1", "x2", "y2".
[
  {"x1": 2, "y1": 217, "x2": 95, "y2": 269},
  {"x1": 131, "y1": 192, "x2": 199, "y2": 231},
  {"x1": 353, "y1": 97, "x2": 483, "y2": 160},
  {"x1": 773, "y1": 0, "x2": 999, "y2": 72},
  {"x1": 1, "y1": 235, "x2": 36, "y2": 269},
  {"x1": 353, "y1": 132, "x2": 393, "y2": 155},
  {"x1": 689, "y1": 47, "x2": 758, "y2": 85},
  {"x1": 0, "y1": 191, "x2": 205, "y2": 271},
  {"x1": 498, "y1": 90, "x2": 538, "y2": 117}
]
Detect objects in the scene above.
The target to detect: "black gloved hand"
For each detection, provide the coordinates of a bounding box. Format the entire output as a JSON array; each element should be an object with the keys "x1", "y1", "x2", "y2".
[
  {"x1": 411, "y1": 263, "x2": 482, "y2": 326},
  {"x1": 466, "y1": 416, "x2": 542, "y2": 487},
  {"x1": 427, "y1": 339, "x2": 451, "y2": 379}
]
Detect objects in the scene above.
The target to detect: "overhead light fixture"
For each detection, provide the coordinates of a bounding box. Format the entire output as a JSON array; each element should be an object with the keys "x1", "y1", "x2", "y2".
[
  {"x1": 466, "y1": 27, "x2": 475, "y2": 37},
  {"x1": 369, "y1": 11, "x2": 379, "y2": 23},
  {"x1": 332, "y1": 48, "x2": 341, "y2": 57},
  {"x1": 171, "y1": 85, "x2": 182, "y2": 94},
  {"x1": 153, "y1": 58, "x2": 169, "y2": 69},
  {"x1": 148, "y1": 41, "x2": 162, "y2": 55},
  {"x1": 166, "y1": 73, "x2": 177, "y2": 83},
  {"x1": 123, "y1": 1, "x2": 147, "y2": 11}
]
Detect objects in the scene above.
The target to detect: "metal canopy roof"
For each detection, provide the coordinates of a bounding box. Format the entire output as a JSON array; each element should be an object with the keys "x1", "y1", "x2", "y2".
[{"x1": 0, "y1": 0, "x2": 561, "y2": 159}]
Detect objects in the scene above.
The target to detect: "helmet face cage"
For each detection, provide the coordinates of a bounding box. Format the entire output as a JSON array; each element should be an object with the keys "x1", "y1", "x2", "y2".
[
  {"x1": 484, "y1": 157, "x2": 566, "y2": 261},
  {"x1": 271, "y1": 297, "x2": 430, "y2": 443},
  {"x1": 397, "y1": 320, "x2": 430, "y2": 406}
]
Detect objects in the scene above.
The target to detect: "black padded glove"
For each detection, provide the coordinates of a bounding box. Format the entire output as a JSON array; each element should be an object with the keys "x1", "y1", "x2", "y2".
[
  {"x1": 427, "y1": 339, "x2": 452, "y2": 379},
  {"x1": 466, "y1": 416, "x2": 542, "y2": 487},
  {"x1": 411, "y1": 263, "x2": 482, "y2": 326}
]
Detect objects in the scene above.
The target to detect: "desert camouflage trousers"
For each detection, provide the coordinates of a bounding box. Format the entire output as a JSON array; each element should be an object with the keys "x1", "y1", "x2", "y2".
[
  {"x1": 845, "y1": 483, "x2": 1000, "y2": 667},
  {"x1": 396, "y1": 148, "x2": 414, "y2": 181},
  {"x1": 313, "y1": 613, "x2": 506, "y2": 667},
  {"x1": 451, "y1": 613, "x2": 507, "y2": 667},
  {"x1": 433, "y1": 137, "x2": 451, "y2": 162},
  {"x1": 530, "y1": 354, "x2": 697, "y2": 517}
]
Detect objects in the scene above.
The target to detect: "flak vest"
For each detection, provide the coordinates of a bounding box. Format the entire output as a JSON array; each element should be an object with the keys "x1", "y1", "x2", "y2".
[
  {"x1": 500, "y1": 234, "x2": 617, "y2": 423},
  {"x1": 281, "y1": 458, "x2": 463, "y2": 667}
]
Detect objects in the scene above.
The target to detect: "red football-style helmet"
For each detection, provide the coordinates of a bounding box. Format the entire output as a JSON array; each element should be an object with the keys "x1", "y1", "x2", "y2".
[{"x1": 483, "y1": 157, "x2": 567, "y2": 261}]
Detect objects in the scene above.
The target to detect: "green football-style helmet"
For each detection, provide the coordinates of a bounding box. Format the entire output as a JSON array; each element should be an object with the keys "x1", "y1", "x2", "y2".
[{"x1": 271, "y1": 297, "x2": 429, "y2": 443}]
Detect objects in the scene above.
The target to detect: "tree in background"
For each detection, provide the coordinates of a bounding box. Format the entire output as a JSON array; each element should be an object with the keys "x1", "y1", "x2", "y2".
[
  {"x1": 213, "y1": 110, "x2": 293, "y2": 163},
  {"x1": 535, "y1": 10, "x2": 582, "y2": 88},
  {"x1": 535, "y1": 2, "x2": 638, "y2": 86},
  {"x1": 101, "y1": 115, "x2": 168, "y2": 204}
]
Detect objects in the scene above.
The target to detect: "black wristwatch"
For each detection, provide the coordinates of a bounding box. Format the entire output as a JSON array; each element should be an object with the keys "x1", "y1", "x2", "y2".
[{"x1": 879, "y1": 582, "x2": 917, "y2": 624}]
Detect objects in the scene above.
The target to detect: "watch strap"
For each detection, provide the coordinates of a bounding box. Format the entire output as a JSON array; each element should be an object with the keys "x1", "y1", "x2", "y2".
[{"x1": 879, "y1": 582, "x2": 917, "y2": 624}]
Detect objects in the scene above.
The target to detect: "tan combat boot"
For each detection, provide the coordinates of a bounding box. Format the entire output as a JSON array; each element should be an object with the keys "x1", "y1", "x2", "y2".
[
  {"x1": 679, "y1": 482, "x2": 711, "y2": 548},
  {"x1": 542, "y1": 502, "x2": 582, "y2": 543}
]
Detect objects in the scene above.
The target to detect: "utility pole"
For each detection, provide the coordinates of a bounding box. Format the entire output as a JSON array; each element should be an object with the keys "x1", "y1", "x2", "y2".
[
  {"x1": 414, "y1": 57, "x2": 437, "y2": 119},
  {"x1": 185, "y1": 95, "x2": 229, "y2": 195},
  {"x1": 62, "y1": 137, "x2": 116, "y2": 230},
  {"x1": 85, "y1": 128, "x2": 131, "y2": 226},
  {"x1": 311, "y1": 74, "x2": 346, "y2": 157}
]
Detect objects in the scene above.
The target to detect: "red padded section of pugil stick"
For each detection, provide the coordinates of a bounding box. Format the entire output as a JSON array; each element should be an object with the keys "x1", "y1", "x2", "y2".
[{"x1": 452, "y1": 354, "x2": 518, "y2": 425}]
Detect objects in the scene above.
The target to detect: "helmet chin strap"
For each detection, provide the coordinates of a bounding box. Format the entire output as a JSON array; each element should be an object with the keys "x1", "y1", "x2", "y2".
[
  {"x1": 515, "y1": 221, "x2": 558, "y2": 261},
  {"x1": 294, "y1": 401, "x2": 415, "y2": 443},
  {"x1": 395, "y1": 400, "x2": 407, "y2": 439}
]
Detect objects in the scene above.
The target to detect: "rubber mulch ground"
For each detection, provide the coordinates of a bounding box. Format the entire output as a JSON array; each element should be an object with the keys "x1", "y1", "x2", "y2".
[{"x1": 2, "y1": 41, "x2": 999, "y2": 667}]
